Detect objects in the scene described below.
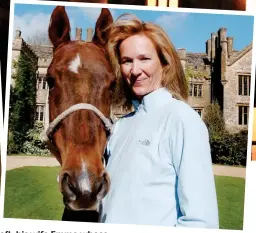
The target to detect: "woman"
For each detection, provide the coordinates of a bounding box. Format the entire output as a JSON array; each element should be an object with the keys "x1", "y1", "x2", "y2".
[{"x1": 99, "y1": 15, "x2": 219, "y2": 228}]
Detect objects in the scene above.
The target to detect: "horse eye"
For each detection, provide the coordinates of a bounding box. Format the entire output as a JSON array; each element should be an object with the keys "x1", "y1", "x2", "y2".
[{"x1": 46, "y1": 77, "x2": 55, "y2": 89}]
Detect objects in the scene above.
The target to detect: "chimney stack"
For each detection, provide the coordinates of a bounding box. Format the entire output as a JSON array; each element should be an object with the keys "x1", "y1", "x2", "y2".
[
  {"x1": 177, "y1": 48, "x2": 186, "y2": 70},
  {"x1": 86, "y1": 28, "x2": 93, "y2": 42},
  {"x1": 75, "y1": 28, "x2": 82, "y2": 41},
  {"x1": 227, "y1": 37, "x2": 233, "y2": 58},
  {"x1": 206, "y1": 39, "x2": 211, "y2": 60},
  {"x1": 219, "y1": 27, "x2": 228, "y2": 83},
  {"x1": 211, "y1": 32, "x2": 217, "y2": 61},
  {"x1": 219, "y1": 27, "x2": 227, "y2": 47},
  {"x1": 15, "y1": 29, "x2": 21, "y2": 39}
]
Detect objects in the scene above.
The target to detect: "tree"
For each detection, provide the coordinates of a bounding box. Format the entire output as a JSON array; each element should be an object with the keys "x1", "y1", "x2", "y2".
[
  {"x1": 203, "y1": 101, "x2": 226, "y2": 140},
  {"x1": 22, "y1": 122, "x2": 50, "y2": 155},
  {"x1": 8, "y1": 52, "x2": 37, "y2": 154},
  {"x1": 185, "y1": 66, "x2": 208, "y2": 82},
  {"x1": 202, "y1": 102, "x2": 247, "y2": 166}
]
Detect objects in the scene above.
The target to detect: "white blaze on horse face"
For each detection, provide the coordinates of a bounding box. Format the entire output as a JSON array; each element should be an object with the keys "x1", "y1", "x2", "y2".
[
  {"x1": 78, "y1": 161, "x2": 92, "y2": 193},
  {"x1": 68, "y1": 53, "x2": 81, "y2": 74}
]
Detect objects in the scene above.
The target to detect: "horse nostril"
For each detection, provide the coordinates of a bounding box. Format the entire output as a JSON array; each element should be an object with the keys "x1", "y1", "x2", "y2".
[
  {"x1": 96, "y1": 171, "x2": 109, "y2": 201},
  {"x1": 61, "y1": 172, "x2": 77, "y2": 201},
  {"x1": 97, "y1": 172, "x2": 107, "y2": 193}
]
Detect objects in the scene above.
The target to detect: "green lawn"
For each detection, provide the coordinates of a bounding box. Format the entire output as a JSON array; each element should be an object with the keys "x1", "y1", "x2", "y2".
[
  {"x1": 4, "y1": 167, "x2": 63, "y2": 220},
  {"x1": 4, "y1": 167, "x2": 245, "y2": 229},
  {"x1": 215, "y1": 176, "x2": 245, "y2": 230}
]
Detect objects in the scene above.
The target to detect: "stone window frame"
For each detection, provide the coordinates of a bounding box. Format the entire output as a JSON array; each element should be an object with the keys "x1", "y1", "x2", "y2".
[
  {"x1": 237, "y1": 104, "x2": 249, "y2": 126},
  {"x1": 36, "y1": 104, "x2": 45, "y2": 122},
  {"x1": 37, "y1": 74, "x2": 48, "y2": 90},
  {"x1": 189, "y1": 82, "x2": 203, "y2": 98},
  {"x1": 238, "y1": 73, "x2": 251, "y2": 96}
]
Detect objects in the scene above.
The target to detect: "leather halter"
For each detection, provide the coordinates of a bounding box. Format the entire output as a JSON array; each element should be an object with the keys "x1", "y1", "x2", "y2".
[{"x1": 42, "y1": 90, "x2": 113, "y2": 155}]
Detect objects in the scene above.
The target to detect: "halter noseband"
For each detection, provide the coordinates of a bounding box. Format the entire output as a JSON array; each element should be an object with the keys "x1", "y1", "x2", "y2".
[{"x1": 43, "y1": 93, "x2": 113, "y2": 154}]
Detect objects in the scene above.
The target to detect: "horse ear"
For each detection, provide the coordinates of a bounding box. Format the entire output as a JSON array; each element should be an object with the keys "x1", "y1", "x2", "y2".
[
  {"x1": 92, "y1": 8, "x2": 113, "y2": 47},
  {"x1": 48, "y1": 6, "x2": 71, "y2": 50}
]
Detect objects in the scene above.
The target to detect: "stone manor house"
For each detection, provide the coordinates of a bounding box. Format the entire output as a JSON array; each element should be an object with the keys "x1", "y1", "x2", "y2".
[{"x1": 11, "y1": 26, "x2": 252, "y2": 133}]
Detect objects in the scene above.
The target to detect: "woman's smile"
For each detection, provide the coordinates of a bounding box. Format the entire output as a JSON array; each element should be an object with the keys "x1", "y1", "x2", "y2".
[{"x1": 133, "y1": 77, "x2": 148, "y2": 85}]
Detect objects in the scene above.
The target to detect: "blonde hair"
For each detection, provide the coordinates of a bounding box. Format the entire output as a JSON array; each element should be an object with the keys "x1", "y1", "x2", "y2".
[{"x1": 107, "y1": 14, "x2": 188, "y2": 109}]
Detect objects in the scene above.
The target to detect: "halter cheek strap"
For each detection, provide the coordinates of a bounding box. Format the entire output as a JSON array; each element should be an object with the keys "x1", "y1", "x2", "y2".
[{"x1": 42, "y1": 89, "x2": 114, "y2": 154}]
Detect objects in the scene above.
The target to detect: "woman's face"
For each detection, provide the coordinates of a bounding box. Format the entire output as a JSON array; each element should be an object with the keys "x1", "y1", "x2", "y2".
[{"x1": 119, "y1": 34, "x2": 163, "y2": 100}]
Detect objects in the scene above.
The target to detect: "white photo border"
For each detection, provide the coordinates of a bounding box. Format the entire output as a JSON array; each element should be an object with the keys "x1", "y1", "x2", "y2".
[{"x1": 1, "y1": 1, "x2": 255, "y2": 233}]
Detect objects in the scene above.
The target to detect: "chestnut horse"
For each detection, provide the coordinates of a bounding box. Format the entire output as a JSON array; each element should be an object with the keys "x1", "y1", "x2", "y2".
[
  {"x1": 45, "y1": 6, "x2": 115, "y2": 220},
  {"x1": 42, "y1": 0, "x2": 246, "y2": 10}
]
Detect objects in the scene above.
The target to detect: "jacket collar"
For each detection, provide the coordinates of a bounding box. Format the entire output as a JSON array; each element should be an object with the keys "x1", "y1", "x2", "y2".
[{"x1": 132, "y1": 88, "x2": 173, "y2": 113}]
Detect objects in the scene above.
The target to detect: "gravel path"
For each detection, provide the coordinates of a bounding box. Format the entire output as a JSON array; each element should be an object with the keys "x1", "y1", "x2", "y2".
[
  {"x1": 212, "y1": 164, "x2": 245, "y2": 178},
  {"x1": 6, "y1": 156, "x2": 246, "y2": 178},
  {"x1": 6, "y1": 156, "x2": 60, "y2": 170}
]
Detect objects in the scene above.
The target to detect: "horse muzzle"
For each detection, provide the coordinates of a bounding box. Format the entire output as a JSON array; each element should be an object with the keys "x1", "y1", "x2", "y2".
[{"x1": 59, "y1": 169, "x2": 110, "y2": 211}]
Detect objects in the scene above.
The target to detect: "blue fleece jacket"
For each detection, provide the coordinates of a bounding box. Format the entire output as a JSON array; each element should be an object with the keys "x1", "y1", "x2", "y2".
[{"x1": 100, "y1": 88, "x2": 219, "y2": 228}]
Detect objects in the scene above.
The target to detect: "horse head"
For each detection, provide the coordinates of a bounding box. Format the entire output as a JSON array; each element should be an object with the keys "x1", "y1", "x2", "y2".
[{"x1": 46, "y1": 6, "x2": 114, "y2": 211}]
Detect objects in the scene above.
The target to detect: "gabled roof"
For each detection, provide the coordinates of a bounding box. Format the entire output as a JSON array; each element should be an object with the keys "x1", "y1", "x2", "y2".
[
  {"x1": 186, "y1": 53, "x2": 208, "y2": 68},
  {"x1": 29, "y1": 44, "x2": 53, "y2": 60},
  {"x1": 228, "y1": 43, "x2": 252, "y2": 66}
]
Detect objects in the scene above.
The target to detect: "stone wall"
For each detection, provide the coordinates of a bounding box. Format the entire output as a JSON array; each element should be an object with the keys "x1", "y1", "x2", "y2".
[
  {"x1": 187, "y1": 77, "x2": 211, "y2": 113},
  {"x1": 223, "y1": 49, "x2": 252, "y2": 132}
]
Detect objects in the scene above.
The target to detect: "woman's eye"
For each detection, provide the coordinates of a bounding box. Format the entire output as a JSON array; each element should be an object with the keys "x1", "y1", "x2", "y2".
[
  {"x1": 46, "y1": 77, "x2": 55, "y2": 89},
  {"x1": 122, "y1": 60, "x2": 131, "y2": 64}
]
